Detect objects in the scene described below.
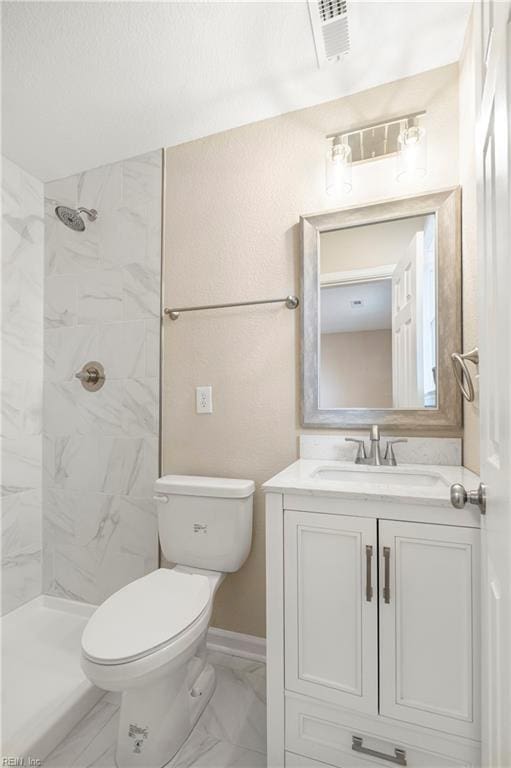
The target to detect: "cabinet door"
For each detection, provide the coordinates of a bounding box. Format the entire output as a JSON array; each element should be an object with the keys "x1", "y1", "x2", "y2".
[
  {"x1": 379, "y1": 520, "x2": 480, "y2": 738},
  {"x1": 284, "y1": 510, "x2": 378, "y2": 714}
]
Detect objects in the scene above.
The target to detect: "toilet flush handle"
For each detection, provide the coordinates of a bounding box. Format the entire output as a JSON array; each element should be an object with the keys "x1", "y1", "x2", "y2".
[{"x1": 153, "y1": 494, "x2": 169, "y2": 504}]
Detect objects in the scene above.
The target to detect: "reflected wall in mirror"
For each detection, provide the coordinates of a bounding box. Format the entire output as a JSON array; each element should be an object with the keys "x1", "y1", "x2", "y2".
[
  {"x1": 301, "y1": 188, "x2": 461, "y2": 431},
  {"x1": 319, "y1": 215, "x2": 437, "y2": 410}
]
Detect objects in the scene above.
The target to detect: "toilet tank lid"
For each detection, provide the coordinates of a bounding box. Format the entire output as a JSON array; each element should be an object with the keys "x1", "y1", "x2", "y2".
[{"x1": 155, "y1": 475, "x2": 255, "y2": 498}]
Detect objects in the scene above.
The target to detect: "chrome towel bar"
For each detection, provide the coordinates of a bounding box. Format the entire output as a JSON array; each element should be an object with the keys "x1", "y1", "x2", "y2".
[{"x1": 164, "y1": 295, "x2": 299, "y2": 320}]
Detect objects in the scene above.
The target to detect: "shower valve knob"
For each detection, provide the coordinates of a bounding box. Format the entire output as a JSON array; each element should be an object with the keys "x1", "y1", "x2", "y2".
[
  {"x1": 75, "y1": 361, "x2": 105, "y2": 392},
  {"x1": 76, "y1": 369, "x2": 99, "y2": 383}
]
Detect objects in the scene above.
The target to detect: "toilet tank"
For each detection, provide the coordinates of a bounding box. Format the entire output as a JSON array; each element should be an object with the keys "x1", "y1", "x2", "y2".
[{"x1": 154, "y1": 475, "x2": 255, "y2": 573}]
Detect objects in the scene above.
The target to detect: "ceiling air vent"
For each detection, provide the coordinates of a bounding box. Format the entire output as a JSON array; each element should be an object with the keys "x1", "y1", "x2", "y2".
[{"x1": 308, "y1": 0, "x2": 350, "y2": 66}]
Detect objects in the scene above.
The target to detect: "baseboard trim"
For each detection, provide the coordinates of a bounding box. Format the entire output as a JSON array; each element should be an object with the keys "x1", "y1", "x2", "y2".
[{"x1": 207, "y1": 627, "x2": 266, "y2": 663}]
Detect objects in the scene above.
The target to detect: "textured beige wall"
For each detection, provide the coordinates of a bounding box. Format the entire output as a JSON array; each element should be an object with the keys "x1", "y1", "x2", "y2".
[
  {"x1": 459, "y1": 12, "x2": 480, "y2": 474},
  {"x1": 320, "y1": 330, "x2": 393, "y2": 409},
  {"x1": 320, "y1": 216, "x2": 428, "y2": 273},
  {"x1": 162, "y1": 64, "x2": 463, "y2": 638}
]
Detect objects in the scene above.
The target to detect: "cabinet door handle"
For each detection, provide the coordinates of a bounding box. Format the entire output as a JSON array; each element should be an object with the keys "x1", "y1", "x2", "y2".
[
  {"x1": 383, "y1": 546, "x2": 391, "y2": 604},
  {"x1": 365, "y1": 545, "x2": 373, "y2": 602},
  {"x1": 352, "y1": 736, "x2": 407, "y2": 766}
]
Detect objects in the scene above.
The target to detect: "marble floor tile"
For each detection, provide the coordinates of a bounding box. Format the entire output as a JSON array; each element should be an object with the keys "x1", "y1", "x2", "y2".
[
  {"x1": 86, "y1": 745, "x2": 117, "y2": 768},
  {"x1": 43, "y1": 652, "x2": 267, "y2": 768},
  {"x1": 168, "y1": 731, "x2": 267, "y2": 768},
  {"x1": 197, "y1": 657, "x2": 266, "y2": 754},
  {"x1": 44, "y1": 698, "x2": 119, "y2": 767}
]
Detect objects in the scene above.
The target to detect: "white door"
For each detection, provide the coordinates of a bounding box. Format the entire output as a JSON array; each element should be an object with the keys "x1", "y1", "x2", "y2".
[
  {"x1": 379, "y1": 520, "x2": 480, "y2": 740},
  {"x1": 392, "y1": 232, "x2": 424, "y2": 408},
  {"x1": 284, "y1": 510, "x2": 378, "y2": 714},
  {"x1": 475, "y1": 1, "x2": 511, "y2": 765}
]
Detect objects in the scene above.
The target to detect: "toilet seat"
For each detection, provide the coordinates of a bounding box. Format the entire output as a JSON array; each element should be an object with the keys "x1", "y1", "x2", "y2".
[{"x1": 82, "y1": 569, "x2": 211, "y2": 665}]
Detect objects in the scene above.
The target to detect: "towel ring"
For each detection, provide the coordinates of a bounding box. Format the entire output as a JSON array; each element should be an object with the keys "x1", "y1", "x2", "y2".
[{"x1": 451, "y1": 347, "x2": 479, "y2": 402}]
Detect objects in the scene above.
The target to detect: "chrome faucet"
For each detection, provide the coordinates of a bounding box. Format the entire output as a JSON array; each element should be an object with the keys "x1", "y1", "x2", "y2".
[{"x1": 345, "y1": 425, "x2": 408, "y2": 466}]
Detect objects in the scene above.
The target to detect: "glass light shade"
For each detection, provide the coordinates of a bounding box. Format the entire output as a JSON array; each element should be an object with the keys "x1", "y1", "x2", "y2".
[
  {"x1": 396, "y1": 125, "x2": 427, "y2": 182},
  {"x1": 326, "y1": 139, "x2": 352, "y2": 195}
]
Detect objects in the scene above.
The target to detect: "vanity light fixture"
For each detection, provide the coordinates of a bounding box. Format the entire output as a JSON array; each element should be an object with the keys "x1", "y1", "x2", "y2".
[
  {"x1": 326, "y1": 111, "x2": 426, "y2": 194},
  {"x1": 396, "y1": 118, "x2": 427, "y2": 182},
  {"x1": 325, "y1": 135, "x2": 352, "y2": 196}
]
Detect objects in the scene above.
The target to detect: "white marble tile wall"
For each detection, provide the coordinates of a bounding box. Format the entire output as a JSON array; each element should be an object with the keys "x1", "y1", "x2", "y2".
[
  {"x1": 1, "y1": 156, "x2": 44, "y2": 614},
  {"x1": 43, "y1": 150, "x2": 162, "y2": 604}
]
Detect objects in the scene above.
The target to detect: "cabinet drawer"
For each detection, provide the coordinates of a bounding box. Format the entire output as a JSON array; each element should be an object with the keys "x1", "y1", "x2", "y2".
[
  {"x1": 285, "y1": 696, "x2": 480, "y2": 768},
  {"x1": 286, "y1": 752, "x2": 335, "y2": 768}
]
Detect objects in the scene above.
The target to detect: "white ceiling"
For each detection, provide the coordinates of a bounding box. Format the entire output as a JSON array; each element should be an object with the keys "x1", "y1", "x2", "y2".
[
  {"x1": 321, "y1": 279, "x2": 392, "y2": 333},
  {"x1": 2, "y1": 1, "x2": 471, "y2": 182}
]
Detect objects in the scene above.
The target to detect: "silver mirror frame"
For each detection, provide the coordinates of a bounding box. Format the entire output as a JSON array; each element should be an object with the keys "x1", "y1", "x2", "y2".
[{"x1": 301, "y1": 187, "x2": 462, "y2": 433}]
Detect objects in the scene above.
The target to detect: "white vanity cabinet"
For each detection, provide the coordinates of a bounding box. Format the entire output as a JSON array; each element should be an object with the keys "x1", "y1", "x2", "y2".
[
  {"x1": 284, "y1": 511, "x2": 378, "y2": 715},
  {"x1": 265, "y1": 462, "x2": 482, "y2": 768},
  {"x1": 378, "y1": 520, "x2": 479, "y2": 738}
]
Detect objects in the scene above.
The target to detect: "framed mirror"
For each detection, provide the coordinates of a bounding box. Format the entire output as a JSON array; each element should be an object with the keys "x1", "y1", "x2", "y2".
[{"x1": 301, "y1": 188, "x2": 462, "y2": 431}]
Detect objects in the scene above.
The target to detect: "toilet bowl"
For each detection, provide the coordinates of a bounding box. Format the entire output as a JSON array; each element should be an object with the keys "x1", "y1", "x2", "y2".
[{"x1": 80, "y1": 475, "x2": 255, "y2": 768}]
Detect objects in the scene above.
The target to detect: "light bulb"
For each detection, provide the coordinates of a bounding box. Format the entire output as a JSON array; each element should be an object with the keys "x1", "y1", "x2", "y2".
[
  {"x1": 397, "y1": 125, "x2": 427, "y2": 182},
  {"x1": 326, "y1": 138, "x2": 352, "y2": 195}
]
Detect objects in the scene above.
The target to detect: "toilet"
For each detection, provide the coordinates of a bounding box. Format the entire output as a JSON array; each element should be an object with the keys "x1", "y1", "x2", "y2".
[{"x1": 80, "y1": 475, "x2": 255, "y2": 768}]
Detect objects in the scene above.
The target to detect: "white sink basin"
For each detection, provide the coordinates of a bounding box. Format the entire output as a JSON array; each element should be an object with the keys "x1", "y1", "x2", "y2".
[{"x1": 312, "y1": 467, "x2": 449, "y2": 488}]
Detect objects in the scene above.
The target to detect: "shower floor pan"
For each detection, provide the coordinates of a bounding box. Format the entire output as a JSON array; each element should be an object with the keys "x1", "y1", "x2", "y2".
[{"x1": 1, "y1": 595, "x2": 102, "y2": 762}]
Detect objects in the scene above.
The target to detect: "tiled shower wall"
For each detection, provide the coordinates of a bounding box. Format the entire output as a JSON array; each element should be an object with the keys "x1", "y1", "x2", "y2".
[
  {"x1": 43, "y1": 150, "x2": 162, "y2": 604},
  {"x1": 1, "y1": 156, "x2": 44, "y2": 614}
]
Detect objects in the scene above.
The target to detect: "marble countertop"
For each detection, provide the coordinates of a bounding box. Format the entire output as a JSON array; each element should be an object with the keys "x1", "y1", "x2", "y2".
[{"x1": 263, "y1": 459, "x2": 480, "y2": 508}]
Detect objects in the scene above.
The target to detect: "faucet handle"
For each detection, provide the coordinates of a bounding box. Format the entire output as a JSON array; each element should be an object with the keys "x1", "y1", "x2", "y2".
[
  {"x1": 345, "y1": 438, "x2": 367, "y2": 463},
  {"x1": 384, "y1": 438, "x2": 408, "y2": 465},
  {"x1": 370, "y1": 424, "x2": 380, "y2": 441}
]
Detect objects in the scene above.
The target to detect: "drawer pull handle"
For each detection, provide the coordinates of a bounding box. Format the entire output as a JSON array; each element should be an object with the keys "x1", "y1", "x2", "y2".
[
  {"x1": 383, "y1": 546, "x2": 391, "y2": 604},
  {"x1": 352, "y1": 736, "x2": 407, "y2": 766},
  {"x1": 365, "y1": 545, "x2": 373, "y2": 602}
]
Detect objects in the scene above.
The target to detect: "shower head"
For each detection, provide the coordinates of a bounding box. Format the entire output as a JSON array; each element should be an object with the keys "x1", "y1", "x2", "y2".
[{"x1": 55, "y1": 205, "x2": 98, "y2": 231}]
